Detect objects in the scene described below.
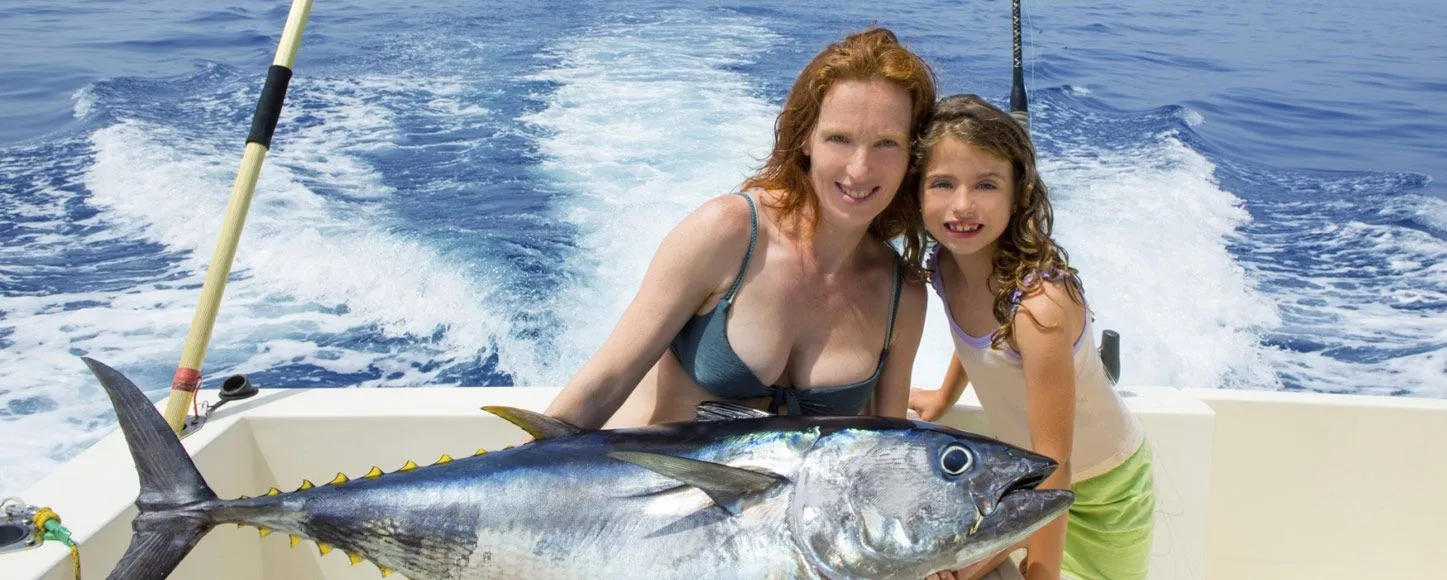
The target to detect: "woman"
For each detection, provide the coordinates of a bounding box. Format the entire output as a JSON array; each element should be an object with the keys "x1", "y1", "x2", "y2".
[{"x1": 545, "y1": 27, "x2": 937, "y2": 428}]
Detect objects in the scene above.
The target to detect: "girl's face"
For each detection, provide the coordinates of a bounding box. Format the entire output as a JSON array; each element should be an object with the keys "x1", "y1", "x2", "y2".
[
  {"x1": 803, "y1": 78, "x2": 913, "y2": 230},
  {"x1": 920, "y1": 137, "x2": 1015, "y2": 258}
]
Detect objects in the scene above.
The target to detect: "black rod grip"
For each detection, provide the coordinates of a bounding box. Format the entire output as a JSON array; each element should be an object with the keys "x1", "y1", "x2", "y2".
[{"x1": 246, "y1": 65, "x2": 294, "y2": 148}]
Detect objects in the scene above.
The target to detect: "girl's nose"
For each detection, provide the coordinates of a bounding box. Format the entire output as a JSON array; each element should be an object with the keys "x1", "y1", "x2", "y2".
[{"x1": 950, "y1": 187, "x2": 976, "y2": 215}]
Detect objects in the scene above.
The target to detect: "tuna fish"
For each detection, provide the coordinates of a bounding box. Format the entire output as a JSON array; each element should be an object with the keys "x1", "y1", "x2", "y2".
[{"x1": 85, "y1": 357, "x2": 1071, "y2": 579}]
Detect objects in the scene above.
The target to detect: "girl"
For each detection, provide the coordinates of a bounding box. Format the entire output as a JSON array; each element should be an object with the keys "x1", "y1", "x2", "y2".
[
  {"x1": 908, "y1": 95, "x2": 1154, "y2": 580},
  {"x1": 545, "y1": 28, "x2": 936, "y2": 429}
]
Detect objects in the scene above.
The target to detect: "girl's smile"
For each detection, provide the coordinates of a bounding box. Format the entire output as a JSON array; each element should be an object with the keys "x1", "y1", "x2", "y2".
[{"x1": 921, "y1": 137, "x2": 1015, "y2": 255}]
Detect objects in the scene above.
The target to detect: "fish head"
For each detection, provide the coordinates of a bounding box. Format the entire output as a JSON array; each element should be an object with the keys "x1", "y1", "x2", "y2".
[{"x1": 786, "y1": 421, "x2": 1073, "y2": 578}]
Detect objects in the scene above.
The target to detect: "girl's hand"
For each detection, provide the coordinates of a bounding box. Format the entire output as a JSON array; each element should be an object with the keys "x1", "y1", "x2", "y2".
[
  {"x1": 909, "y1": 387, "x2": 952, "y2": 422},
  {"x1": 924, "y1": 556, "x2": 999, "y2": 580}
]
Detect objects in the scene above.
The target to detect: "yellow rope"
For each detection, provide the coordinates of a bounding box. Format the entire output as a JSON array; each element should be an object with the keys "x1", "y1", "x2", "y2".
[
  {"x1": 70, "y1": 544, "x2": 82, "y2": 579},
  {"x1": 30, "y1": 507, "x2": 58, "y2": 544},
  {"x1": 31, "y1": 507, "x2": 81, "y2": 580}
]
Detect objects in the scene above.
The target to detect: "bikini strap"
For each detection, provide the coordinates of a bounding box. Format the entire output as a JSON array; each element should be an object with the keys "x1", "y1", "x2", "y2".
[
  {"x1": 722, "y1": 192, "x2": 759, "y2": 304},
  {"x1": 880, "y1": 259, "x2": 905, "y2": 358}
]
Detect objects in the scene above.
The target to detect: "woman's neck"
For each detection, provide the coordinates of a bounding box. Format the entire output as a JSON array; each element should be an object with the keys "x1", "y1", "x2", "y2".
[{"x1": 772, "y1": 196, "x2": 875, "y2": 277}]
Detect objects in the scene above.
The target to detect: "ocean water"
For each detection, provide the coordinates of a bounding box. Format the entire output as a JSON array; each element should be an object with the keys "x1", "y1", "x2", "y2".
[{"x1": 1, "y1": 0, "x2": 1443, "y2": 497}]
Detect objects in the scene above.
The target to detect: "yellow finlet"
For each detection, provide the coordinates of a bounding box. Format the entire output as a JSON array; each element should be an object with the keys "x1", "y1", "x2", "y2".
[
  {"x1": 474, "y1": 448, "x2": 487, "y2": 456},
  {"x1": 289, "y1": 535, "x2": 301, "y2": 549},
  {"x1": 258, "y1": 527, "x2": 272, "y2": 538},
  {"x1": 398, "y1": 460, "x2": 419, "y2": 472},
  {"x1": 364, "y1": 466, "x2": 384, "y2": 479},
  {"x1": 318, "y1": 543, "x2": 333, "y2": 556},
  {"x1": 379, "y1": 564, "x2": 395, "y2": 577},
  {"x1": 435, "y1": 454, "x2": 453, "y2": 465},
  {"x1": 348, "y1": 552, "x2": 364, "y2": 565},
  {"x1": 266, "y1": 487, "x2": 282, "y2": 496},
  {"x1": 298, "y1": 479, "x2": 315, "y2": 491},
  {"x1": 330, "y1": 472, "x2": 350, "y2": 485},
  {"x1": 238, "y1": 495, "x2": 250, "y2": 500}
]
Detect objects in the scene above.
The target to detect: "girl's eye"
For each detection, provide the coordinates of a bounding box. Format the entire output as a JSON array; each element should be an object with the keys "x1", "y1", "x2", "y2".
[
  {"x1": 928, "y1": 179, "x2": 954, "y2": 190},
  {"x1": 826, "y1": 135, "x2": 850, "y2": 144},
  {"x1": 977, "y1": 181, "x2": 998, "y2": 191},
  {"x1": 877, "y1": 139, "x2": 900, "y2": 148}
]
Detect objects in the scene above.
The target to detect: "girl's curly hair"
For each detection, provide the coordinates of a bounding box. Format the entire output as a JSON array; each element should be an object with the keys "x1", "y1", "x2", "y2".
[{"x1": 916, "y1": 94, "x2": 1084, "y2": 348}]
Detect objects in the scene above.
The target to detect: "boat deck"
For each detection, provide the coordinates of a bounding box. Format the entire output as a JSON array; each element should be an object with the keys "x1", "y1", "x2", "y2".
[{"x1": 9, "y1": 385, "x2": 1446, "y2": 579}]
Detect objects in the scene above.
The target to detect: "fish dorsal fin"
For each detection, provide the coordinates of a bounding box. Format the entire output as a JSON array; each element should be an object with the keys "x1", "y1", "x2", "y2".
[
  {"x1": 695, "y1": 401, "x2": 772, "y2": 422},
  {"x1": 482, "y1": 406, "x2": 584, "y2": 440},
  {"x1": 607, "y1": 451, "x2": 784, "y2": 515}
]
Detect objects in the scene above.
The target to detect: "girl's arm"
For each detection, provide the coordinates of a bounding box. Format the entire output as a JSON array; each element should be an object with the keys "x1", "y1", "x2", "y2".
[
  {"x1": 543, "y1": 195, "x2": 756, "y2": 428},
  {"x1": 909, "y1": 353, "x2": 970, "y2": 422},
  {"x1": 872, "y1": 280, "x2": 928, "y2": 418},
  {"x1": 1013, "y1": 282, "x2": 1085, "y2": 580}
]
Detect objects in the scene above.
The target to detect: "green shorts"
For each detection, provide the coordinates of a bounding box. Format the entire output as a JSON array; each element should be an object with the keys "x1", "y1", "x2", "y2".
[{"x1": 1061, "y1": 442, "x2": 1156, "y2": 580}]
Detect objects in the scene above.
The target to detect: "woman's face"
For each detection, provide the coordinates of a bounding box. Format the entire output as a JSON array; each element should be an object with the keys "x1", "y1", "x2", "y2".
[
  {"x1": 920, "y1": 137, "x2": 1015, "y2": 258},
  {"x1": 803, "y1": 78, "x2": 914, "y2": 231}
]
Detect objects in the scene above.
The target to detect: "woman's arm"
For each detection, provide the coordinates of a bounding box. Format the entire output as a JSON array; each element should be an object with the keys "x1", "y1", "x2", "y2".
[
  {"x1": 1013, "y1": 282, "x2": 1085, "y2": 580},
  {"x1": 873, "y1": 280, "x2": 927, "y2": 418},
  {"x1": 543, "y1": 195, "x2": 756, "y2": 428}
]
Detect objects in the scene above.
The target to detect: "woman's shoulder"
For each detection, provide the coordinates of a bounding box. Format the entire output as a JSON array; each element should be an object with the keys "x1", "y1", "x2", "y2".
[{"x1": 678, "y1": 193, "x2": 759, "y2": 247}]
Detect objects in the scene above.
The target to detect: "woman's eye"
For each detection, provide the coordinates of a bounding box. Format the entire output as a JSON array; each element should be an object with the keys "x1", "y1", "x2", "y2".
[
  {"x1": 877, "y1": 139, "x2": 900, "y2": 148},
  {"x1": 826, "y1": 135, "x2": 849, "y2": 144},
  {"x1": 977, "y1": 181, "x2": 998, "y2": 191},
  {"x1": 928, "y1": 179, "x2": 953, "y2": 189}
]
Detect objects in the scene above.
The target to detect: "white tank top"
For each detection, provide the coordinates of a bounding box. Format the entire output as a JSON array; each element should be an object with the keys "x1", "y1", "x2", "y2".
[{"x1": 928, "y1": 250, "x2": 1144, "y2": 483}]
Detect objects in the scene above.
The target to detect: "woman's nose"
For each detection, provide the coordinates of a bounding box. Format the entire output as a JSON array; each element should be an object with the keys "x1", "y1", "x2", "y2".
[{"x1": 845, "y1": 147, "x2": 871, "y2": 181}]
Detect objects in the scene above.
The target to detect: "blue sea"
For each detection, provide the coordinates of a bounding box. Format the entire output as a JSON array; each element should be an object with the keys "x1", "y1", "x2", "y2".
[{"x1": 1, "y1": 0, "x2": 1443, "y2": 496}]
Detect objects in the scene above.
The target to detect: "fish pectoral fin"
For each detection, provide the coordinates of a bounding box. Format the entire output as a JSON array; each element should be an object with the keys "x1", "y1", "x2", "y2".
[
  {"x1": 606, "y1": 451, "x2": 784, "y2": 515},
  {"x1": 694, "y1": 401, "x2": 773, "y2": 422},
  {"x1": 482, "y1": 406, "x2": 585, "y2": 440}
]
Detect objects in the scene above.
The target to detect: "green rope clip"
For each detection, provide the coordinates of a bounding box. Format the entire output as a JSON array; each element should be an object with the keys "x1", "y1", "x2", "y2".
[{"x1": 43, "y1": 519, "x2": 75, "y2": 548}]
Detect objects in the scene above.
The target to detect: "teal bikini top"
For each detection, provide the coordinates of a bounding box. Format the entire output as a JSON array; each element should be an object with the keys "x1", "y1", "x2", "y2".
[{"x1": 668, "y1": 193, "x2": 903, "y2": 416}]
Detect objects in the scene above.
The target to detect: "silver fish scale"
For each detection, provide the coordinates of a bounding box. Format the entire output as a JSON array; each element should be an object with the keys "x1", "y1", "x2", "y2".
[{"x1": 228, "y1": 428, "x2": 827, "y2": 579}]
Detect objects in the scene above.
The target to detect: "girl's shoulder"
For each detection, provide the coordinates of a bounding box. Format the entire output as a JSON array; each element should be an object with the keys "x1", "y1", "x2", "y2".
[{"x1": 1012, "y1": 271, "x2": 1086, "y2": 335}]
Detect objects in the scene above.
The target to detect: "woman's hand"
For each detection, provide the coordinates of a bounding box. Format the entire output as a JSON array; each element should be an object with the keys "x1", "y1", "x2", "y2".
[{"x1": 908, "y1": 387, "x2": 953, "y2": 422}]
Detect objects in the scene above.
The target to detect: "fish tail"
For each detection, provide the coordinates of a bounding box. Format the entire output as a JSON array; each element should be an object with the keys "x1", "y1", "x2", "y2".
[{"x1": 84, "y1": 357, "x2": 220, "y2": 580}]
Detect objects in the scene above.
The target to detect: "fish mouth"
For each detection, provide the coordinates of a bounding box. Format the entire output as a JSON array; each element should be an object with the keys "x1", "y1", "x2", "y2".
[
  {"x1": 994, "y1": 487, "x2": 1074, "y2": 519},
  {"x1": 952, "y1": 470, "x2": 1072, "y2": 573},
  {"x1": 999, "y1": 471, "x2": 1048, "y2": 501},
  {"x1": 976, "y1": 460, "x2": 1073, "y2": 538},
  {"x1": 992, "y1": 458, "x2": 1054, "y2": 511}
]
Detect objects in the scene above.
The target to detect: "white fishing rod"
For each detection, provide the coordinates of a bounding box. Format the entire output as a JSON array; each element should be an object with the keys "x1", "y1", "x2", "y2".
[{"x1": 162, "y1": 0, "x2": 315, "y2": 434}]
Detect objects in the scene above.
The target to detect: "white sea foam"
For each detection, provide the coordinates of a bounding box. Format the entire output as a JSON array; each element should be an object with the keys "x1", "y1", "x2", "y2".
[
  {"x1": 915, "y1": 133, "x2": 1284, "y2": 391},
  {"x1": 523, "y1": 12, "x2": 778, "y2": 384},
  {"x1": 0, "y1": 69, "x2": 525, "y2": 497}
]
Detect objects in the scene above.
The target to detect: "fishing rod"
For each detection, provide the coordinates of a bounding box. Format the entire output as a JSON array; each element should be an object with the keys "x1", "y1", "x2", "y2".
[
  {"x1": 1010, "y1": 0, "x2": 1029, "y2": 133},
  {"x1": 162, "y1": 0, "x2": 314, "y2": 434},
  {"x1": 1008, "y1": 1, "x2": 1121, "y2": 381}
]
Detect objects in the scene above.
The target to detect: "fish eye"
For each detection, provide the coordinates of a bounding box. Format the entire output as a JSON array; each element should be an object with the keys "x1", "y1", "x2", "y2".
[{"x1": 939, "y1": 445, "x2": 973, "y2": 476}]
